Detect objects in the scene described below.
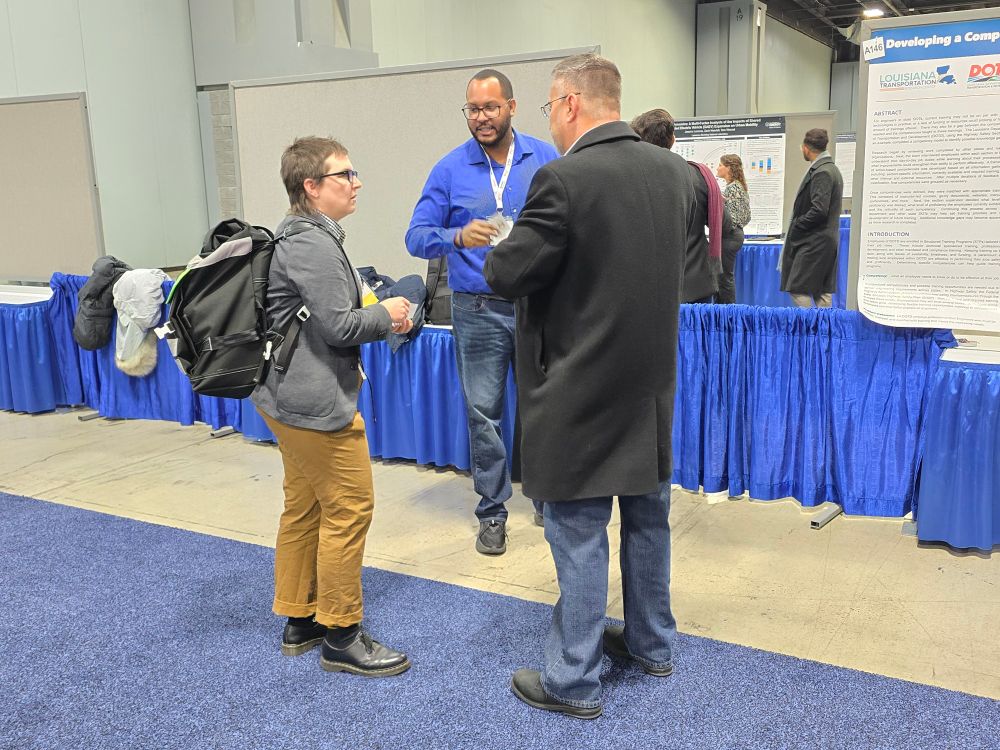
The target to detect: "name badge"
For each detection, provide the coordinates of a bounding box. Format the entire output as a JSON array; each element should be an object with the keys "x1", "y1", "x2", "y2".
[{"x1": 488, "y1": 213, "x2": 514, "y2": 246}]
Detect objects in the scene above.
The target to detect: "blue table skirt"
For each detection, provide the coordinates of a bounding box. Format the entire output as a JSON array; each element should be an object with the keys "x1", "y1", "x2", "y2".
[
  {"x1": 670, "y1": 305, "x2": 954, "y2": 517},
  {"x1": 0, "y1": 271, "x2": 960, "y2": 521},
  {"x1": 45, "y1": 273, "x2": 242, "y2": 430},
  {"x1": 0, "y1": 298, "x2": 72, "y2": 414},
  {"x1": 45, "y1": 273, "x2": 512, "y2": 471},
  {"x1": 916, "y1": 360, "x2": 1000, "y2": 551},
  {"x1": 239, "y1": 327, "x2": 516, "y2": 471},
  {"x1": 738, "y1": 216, "x2": 850, "y2": 308}
]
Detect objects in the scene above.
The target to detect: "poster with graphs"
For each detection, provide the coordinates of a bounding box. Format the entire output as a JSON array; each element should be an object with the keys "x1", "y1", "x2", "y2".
[{"x1": 673, "y1": 116, "x2": 786, "y2": 236}]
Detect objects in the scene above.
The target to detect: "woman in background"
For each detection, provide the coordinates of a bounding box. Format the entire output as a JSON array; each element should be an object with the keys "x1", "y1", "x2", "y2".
[{"x1": 716, "y1": 154, "x2": 751, "y2": 304}]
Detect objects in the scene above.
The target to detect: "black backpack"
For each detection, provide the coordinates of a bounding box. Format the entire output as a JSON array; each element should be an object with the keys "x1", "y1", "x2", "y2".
[
  {"x1": 156, "y1": 218, "x2": 310, "y2": 399},
  {"x1": 424, "y1": 255, "x2": 452, "y2": 325}
]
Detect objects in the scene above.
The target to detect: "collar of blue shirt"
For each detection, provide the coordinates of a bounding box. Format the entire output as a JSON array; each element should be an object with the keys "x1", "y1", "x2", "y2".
[{"x1": 464, "y1": 129, "x2": 534, "y2": 167}]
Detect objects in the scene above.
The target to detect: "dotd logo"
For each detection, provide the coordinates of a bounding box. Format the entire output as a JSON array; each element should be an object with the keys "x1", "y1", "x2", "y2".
[{"x1": 969, "y1": 62, "x2": 1000, "y2": 82}]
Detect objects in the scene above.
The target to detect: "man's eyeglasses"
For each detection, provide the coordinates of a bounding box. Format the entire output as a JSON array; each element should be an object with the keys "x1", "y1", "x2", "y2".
[
  {"x1": 318, "y1": 169, "x2": 360, "y2": 185},
  {"x1": 461, "y1": 101, "x2": 509, "y2": 120},
  {"x1": 540, "y1": 92, "x2": 581, "y2": 118}
]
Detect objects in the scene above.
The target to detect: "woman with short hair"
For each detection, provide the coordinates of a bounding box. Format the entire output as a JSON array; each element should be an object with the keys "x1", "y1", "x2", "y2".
[{"x1": 252, "y1": 136, "x2": 413, "y2": 677}]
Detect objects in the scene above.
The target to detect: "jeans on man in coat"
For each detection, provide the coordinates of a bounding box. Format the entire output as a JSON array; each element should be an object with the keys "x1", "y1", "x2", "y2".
[
  {"x1": 540, "y1": 482, "x2": 676, "y2": 707},
  {"x1": 451, "y1": 292, "x2": 526, "y2": 520}
]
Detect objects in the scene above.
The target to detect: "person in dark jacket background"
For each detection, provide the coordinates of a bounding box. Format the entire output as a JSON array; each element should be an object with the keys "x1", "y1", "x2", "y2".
[
  {"x1": 630, "y1": 108, "x2": 735, "y2": 303},
  {"x1": 485, "y1": 54, "x2": 694, "y2": 720},
  {"x1": 251, "y1": 136, "x2": 413, "y2": 677},
  {"x1": 781, "y1": 128, "x2": 843, "y2": 308}
]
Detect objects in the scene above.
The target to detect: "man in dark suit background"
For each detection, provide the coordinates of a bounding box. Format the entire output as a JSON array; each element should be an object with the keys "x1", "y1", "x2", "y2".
[
  {"x1": 781, "y1": 128, "x2": 844, "y2": 308},
  {"x1": 631, "y1": 108, "x2": 736, "y2": 304},
  {"x1": 483, "y1": 53, "x2": 695, "y2": 720}
]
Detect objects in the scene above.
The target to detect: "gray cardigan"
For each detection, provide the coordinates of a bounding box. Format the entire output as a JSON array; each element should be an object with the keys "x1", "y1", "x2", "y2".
[{"x1": 251, "y1": 213, "x2": 393, "y2": 432}]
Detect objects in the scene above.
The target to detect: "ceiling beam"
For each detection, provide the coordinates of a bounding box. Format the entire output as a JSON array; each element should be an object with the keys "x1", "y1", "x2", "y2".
[
  {"x1": 787, "y1": 0, "x2": 843, "y2": 31},
  {"x1": 908, "y1": 1, "x2": 992, "y2": 11},
  {"x1": 881, "y1": 0, "x2": 908, "y2": 16}
]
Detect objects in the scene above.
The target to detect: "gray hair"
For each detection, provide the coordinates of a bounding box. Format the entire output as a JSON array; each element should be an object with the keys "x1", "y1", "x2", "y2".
[{"x1": 551, "y1": 53, "x2": 621, "y2": 115}]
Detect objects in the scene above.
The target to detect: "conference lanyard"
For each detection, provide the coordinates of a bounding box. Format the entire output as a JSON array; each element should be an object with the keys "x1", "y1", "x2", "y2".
[{"x1": 482, "y1": 139, "x2": 515, "y2": 214}]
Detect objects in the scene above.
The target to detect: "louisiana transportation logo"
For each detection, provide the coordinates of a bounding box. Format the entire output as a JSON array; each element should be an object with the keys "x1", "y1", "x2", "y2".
[
  {"x1": 936, "y1": 65, "x2": 956, "y2": 84},
  {"x1": 879, "y1": 67, "x2": 952, "y2": 90}
]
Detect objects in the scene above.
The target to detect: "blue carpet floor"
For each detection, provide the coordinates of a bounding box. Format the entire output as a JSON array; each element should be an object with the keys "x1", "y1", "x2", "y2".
[{"x1": 1, "y1": 492, "x2": 997, "y2": 749}]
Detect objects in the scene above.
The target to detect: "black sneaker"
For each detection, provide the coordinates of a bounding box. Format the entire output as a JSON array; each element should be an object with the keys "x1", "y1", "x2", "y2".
[
  {"x1": 533, "y1": 511, "x2": 544, "y2": 528},
  {"x1": 320, "y1": 627, "x2": 411, "y2": 677},
  {"x1": 476, "y1": 519, "x2": 507, "y2": 555},
  {"x1": 280, "y1": 617, "x2": 327, "y2": 656},
  {"x1": 511, "y1": 668, "x2": 602, "y2": 720},
  {"x1": 602, "y1": 624, "x2": 673, "y2": 676}
]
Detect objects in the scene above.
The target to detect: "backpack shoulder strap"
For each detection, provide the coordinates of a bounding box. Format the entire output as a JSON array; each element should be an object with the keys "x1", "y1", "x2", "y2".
[{"x1": 275, "y1": 218, "x2": 320, "y2": 242}]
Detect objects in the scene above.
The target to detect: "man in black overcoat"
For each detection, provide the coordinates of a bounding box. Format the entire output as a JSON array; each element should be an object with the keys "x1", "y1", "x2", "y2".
[
  {"x1": 484, "y1": 53, "x2": 695, "y2": 719},
  {"x1": 780, "y1": 128, "x2": 844, "y2": 307}
]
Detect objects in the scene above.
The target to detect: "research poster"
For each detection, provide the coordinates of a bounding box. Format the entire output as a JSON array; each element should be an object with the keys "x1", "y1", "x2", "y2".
[
  {"x1": 674, "y1": 116, "x2": 786, "y2": 236},
  {"x1": 835, "y1": 133, "x2": 856, "y2": 200},
  {"x1": 859, "y1": 18, "x2": 1000, "y2": 331}
]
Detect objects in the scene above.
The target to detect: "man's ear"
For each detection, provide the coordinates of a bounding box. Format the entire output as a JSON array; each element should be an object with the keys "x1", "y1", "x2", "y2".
[{"x1": 565, "y1": 94, "x2": 580, "y2": 122}]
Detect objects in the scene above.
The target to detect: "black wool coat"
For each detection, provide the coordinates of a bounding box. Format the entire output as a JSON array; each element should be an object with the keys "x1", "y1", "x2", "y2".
[
  {"x1": 682, "y1": 163, "x2": 737, "y2": 303},
  {"x1": 483, "y1": 121, "x2": 695, "y2": 502},
  {"x1": 780, "y1": 156, "x2": 844, "y2": 296}
]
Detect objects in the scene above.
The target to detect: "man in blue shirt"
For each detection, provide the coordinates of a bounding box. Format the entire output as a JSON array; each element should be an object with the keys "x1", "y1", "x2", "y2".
[{"x1": 406, "y1": 68, "x2": 559, "y2": 555}]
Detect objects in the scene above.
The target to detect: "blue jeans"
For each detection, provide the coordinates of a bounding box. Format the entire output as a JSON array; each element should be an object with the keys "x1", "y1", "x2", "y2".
[
  {"x1": 541, "y1": 482, "x2": 675, "y2": 707},
  {"x1": 451, "y1": 293, "x2": 520, "y2": 521}
]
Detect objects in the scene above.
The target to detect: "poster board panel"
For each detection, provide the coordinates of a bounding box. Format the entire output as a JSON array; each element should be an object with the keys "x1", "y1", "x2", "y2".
[
  {"x1": 0, "y1": 94, "x2": 104, "y2": 282},
  {"x1": 232, "y1": 49, "x2": 594, "y2": 279}
]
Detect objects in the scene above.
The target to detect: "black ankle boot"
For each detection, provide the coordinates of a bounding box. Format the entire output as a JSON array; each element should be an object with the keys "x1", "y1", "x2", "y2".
[
  {"x1": 320, "y1": 626, "x2": 411, "y2": 677},
  {"x1": 281, "y1": 616, "x2": 327, "y2": 656}
]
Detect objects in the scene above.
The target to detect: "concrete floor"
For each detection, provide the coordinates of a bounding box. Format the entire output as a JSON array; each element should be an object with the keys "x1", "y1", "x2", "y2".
[{"x1": 2, "y1": 409, "x2": 998, "y2": 701}]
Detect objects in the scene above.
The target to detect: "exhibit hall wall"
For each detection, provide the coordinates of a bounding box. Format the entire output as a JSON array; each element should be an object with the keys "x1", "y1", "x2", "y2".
[
  {"x1": 0, "y1": 0, "x2": 207, "y2": 271},
  {"x1": 368, "y1": 0, "x2": 698, "y2": 119},
  {"x1": 760, "y1": 19, "x2": 833, "y2": 115}
]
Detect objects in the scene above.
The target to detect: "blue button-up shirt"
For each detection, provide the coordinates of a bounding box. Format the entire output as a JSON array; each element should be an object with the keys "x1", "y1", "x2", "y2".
[{"x1": 405, "y1": 130, "x2": 559, "y2": 295}]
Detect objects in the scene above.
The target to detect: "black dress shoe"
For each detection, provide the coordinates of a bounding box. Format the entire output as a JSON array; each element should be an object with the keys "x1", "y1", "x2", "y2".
[
  {"x1": 280, "y1": 617, "x2": 327, "y2": 656},
  {"x1": 320, "y1": 627, "x2": 411, "y2": 677},
  {"x1": 476, "y1": 519, "x2": 507, "y2": 555},
  {"x1": 603, "y1": 625, "x2": 673, "y2": 676},
  {"x1": 510, "y1": 668, "x2": 602, "y2": 720}
]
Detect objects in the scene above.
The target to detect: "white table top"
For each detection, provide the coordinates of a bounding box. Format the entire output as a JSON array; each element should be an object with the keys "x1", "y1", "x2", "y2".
[{"x1": 0, "y1": 285, "x2": 52, "y2": 304}]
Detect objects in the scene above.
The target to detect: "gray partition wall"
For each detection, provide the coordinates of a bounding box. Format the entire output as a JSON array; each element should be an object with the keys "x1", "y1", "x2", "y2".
[
  {"x1": 781, "y1": 111, "x2": 837, "y2": 231},
  {"x1": 231, "y1": 48, "x2": 595, "y2": 278},
  {"x1": 0, "y1": 94, "x2": 103, "y2": 282}
]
